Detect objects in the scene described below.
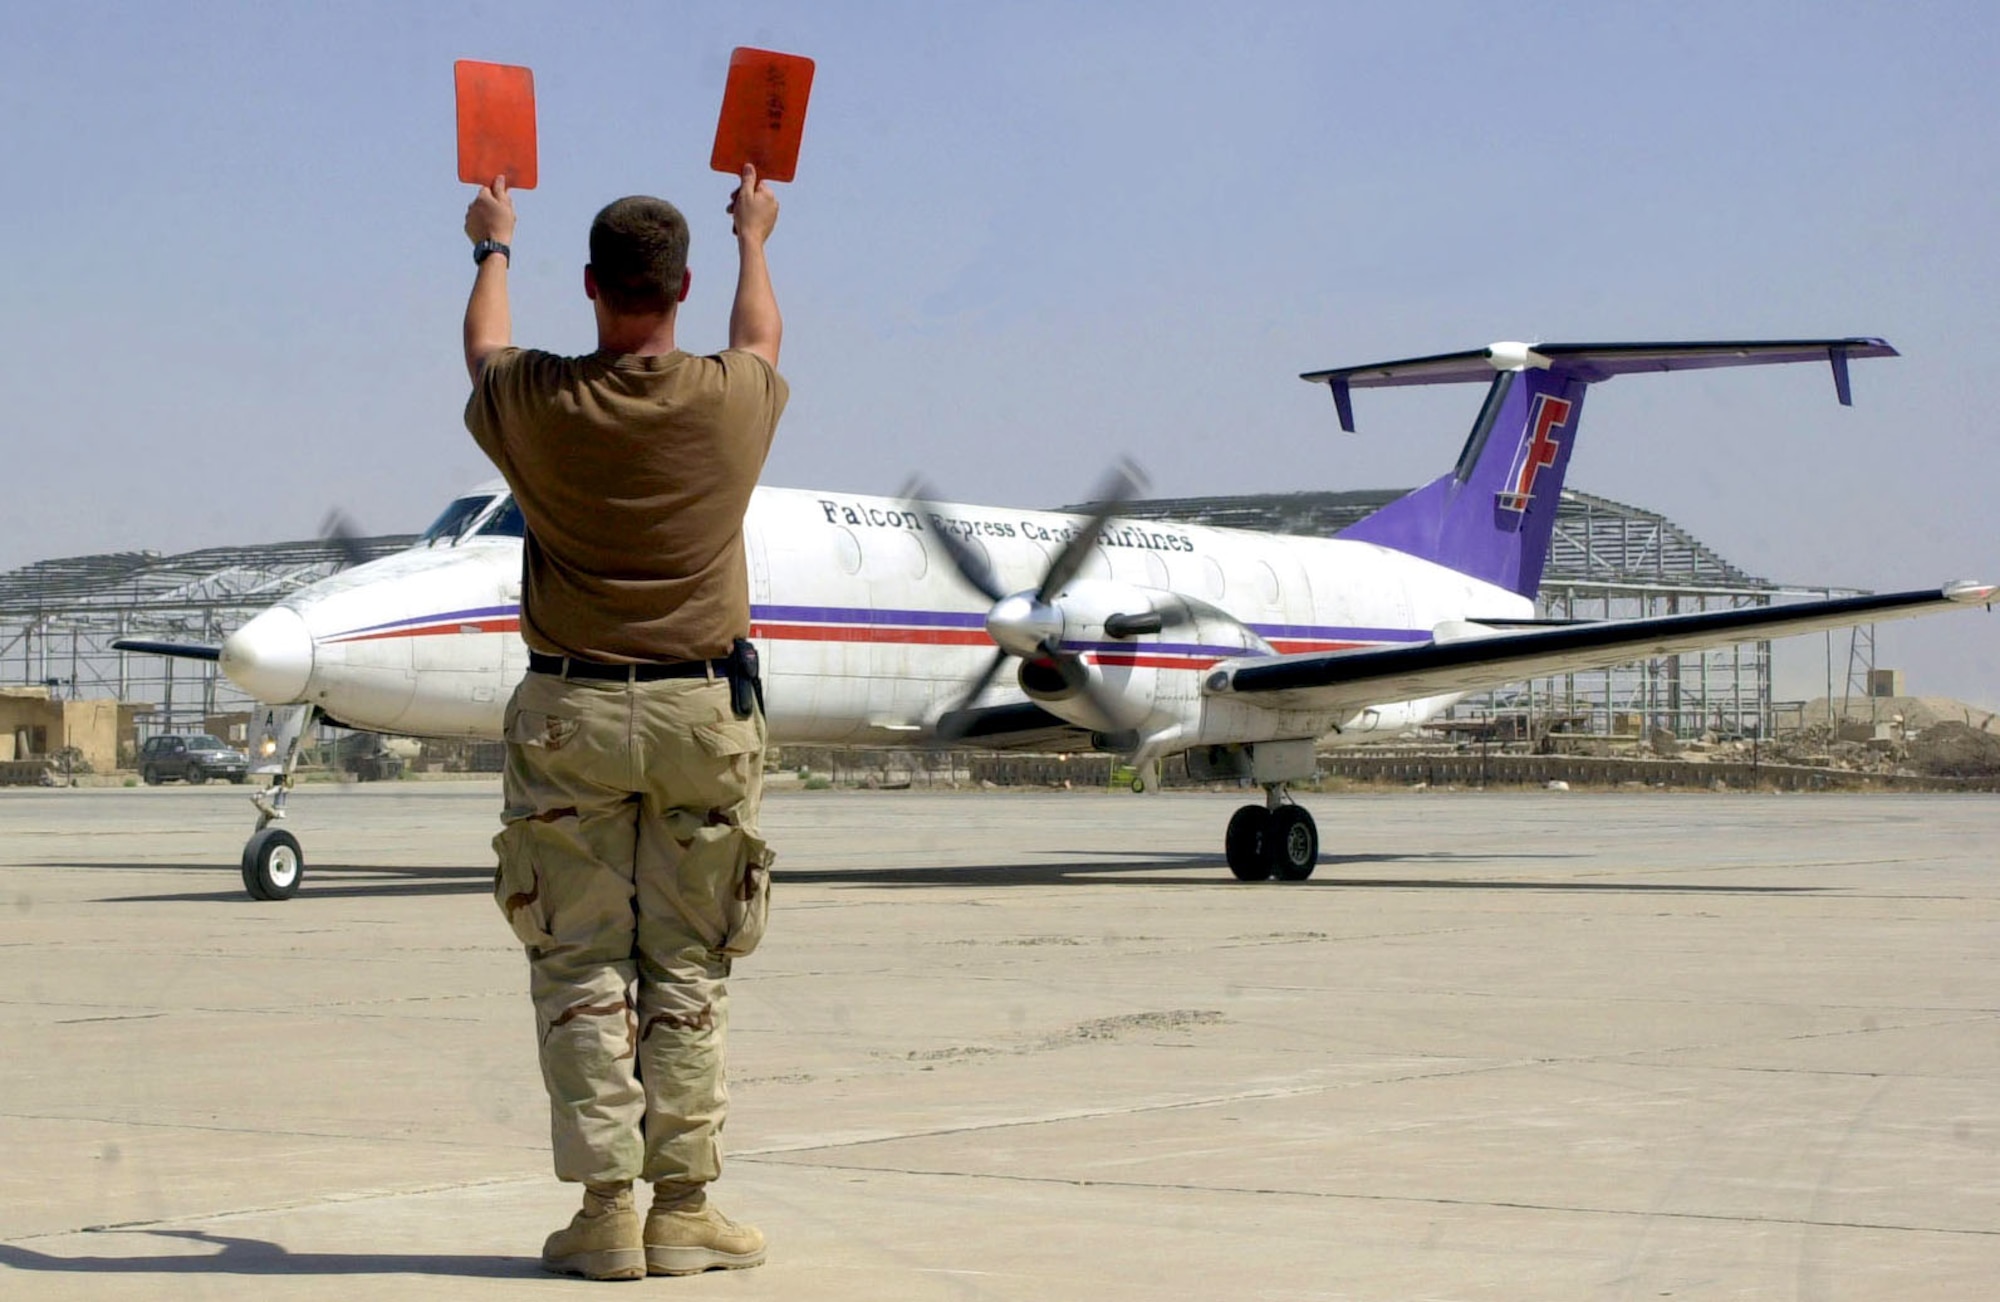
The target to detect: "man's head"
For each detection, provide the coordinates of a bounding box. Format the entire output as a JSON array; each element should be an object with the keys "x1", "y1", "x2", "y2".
[{"x1": 586, "y1": 196, "x2": 690, "y2": 317}]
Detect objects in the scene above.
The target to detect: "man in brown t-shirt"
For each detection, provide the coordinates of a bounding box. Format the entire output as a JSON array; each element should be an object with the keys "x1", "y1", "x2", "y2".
[{"x1": 462, "y1": 167, "x2": 785, "y2": 1281}]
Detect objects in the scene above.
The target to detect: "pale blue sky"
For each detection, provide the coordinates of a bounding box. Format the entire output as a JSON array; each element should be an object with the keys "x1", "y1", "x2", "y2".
[{"x1": 2, "y1": 1, "x2": 1994, "y2": 704}]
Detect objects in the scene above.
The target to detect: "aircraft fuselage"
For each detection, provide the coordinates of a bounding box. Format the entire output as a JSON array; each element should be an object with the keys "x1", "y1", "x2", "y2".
[{"x1": 227, "y1": 485, "x2": 1520, "y2": 748}]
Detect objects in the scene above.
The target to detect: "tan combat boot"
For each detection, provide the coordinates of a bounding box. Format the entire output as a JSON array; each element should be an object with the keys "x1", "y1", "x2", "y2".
[
  {"x1": 542, "y1": 1182, "x2": 645, "y2": 1281},
  {"x1": 644, "y1": 1183, "x2": 767, "y2": 1275}
]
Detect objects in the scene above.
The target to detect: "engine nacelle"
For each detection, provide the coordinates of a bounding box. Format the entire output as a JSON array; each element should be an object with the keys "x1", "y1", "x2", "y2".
[{"x1": 1020, "y1": 580, "x2": 1273, "y2": 739}]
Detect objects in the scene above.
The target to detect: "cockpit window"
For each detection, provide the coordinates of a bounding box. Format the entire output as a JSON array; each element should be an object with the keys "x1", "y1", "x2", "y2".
[
  {"x1": 420, "y1": 495, "x2": 495, "y2": 545},
  {"x1": 477, "y1": 496, "x2": 525, "y2": 537}
]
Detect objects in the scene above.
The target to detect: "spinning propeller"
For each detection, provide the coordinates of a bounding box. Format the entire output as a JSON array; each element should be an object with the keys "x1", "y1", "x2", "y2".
[
  {"x1": 319, "y1": 509, "x2": 373, "y2": 571},
  {"x1": 905, "y1": 461, "x2": 1190, "y2": 741}
]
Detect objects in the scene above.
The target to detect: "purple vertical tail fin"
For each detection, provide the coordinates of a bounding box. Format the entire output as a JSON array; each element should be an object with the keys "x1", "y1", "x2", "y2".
[
  {"x1": 1337, "y1": 366, "x2": 1585, "y2": 598},
  {"x1": 1301, "y1": 338, "x2": 1897, "y2": 599}
]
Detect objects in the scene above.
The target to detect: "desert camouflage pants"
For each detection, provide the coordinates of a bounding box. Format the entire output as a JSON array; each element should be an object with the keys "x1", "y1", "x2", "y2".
[{"x1": 492, "y1": 669, "x2": 773, "y2": 1187}]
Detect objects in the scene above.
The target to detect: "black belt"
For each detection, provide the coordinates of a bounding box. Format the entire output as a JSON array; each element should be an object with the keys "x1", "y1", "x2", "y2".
[{"x1": 528, "y1": 651, "x2": 726, "y2": 682}]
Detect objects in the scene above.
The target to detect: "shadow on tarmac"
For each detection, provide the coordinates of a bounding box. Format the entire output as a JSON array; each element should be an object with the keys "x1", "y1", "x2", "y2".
[
  {"x1": 775, "y1": 853, "x2": 1828, "y2": 893},
  {"x1": 0, "y1": 1229, "x2": 533, "y2": 1278},
  {"x1": 52, "y1": 863, "x2": 494, "y2": 904},
  {"x1": 60, "y1": 855, "x2": 1827, "y2": 899}
]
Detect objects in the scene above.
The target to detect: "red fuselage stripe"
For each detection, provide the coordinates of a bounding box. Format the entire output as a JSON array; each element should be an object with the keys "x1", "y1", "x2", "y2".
[
  {"x1": 329, "y1": 618, "x2": 520, "y2": 643},
  {"x1": 327, "y1": 619, "x2": 1383, "y2": 662},
  {"x1": 748, "y1": 622, "x2": 993, "y2": 646}
]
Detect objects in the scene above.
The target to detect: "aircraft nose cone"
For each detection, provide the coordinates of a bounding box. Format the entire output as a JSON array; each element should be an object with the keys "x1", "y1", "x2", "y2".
[{"x1": 221, "y1": 607, "x2": 315, "y2": 703}]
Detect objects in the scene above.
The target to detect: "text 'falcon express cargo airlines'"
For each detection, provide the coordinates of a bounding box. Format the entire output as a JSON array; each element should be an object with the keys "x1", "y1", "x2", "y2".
[{"x1": 116, "y1": 339, "x2": 1994, "y2": 899}]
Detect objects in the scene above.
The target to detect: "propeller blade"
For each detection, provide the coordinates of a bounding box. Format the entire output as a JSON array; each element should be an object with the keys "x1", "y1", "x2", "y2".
[
  {"x1": 902, "y1": 478, "x2": 1007, "y2": 603},
  {"x1": 935, "y1": 648, "x2": 1011, "y2": 740},
  {"x1": 912, "y1": 458, "x2": 1153, "y2": 744},
  {"x1": 1021, "y1": 640, "x2": 1141, "y2": 743},
  {"x1": 319, "y1": 509, "x2": 371, "y2": 570},
  {"x1": 1037, "y1": 459, "x2": 1147, "y2": 603},
  {"x1": 1077, "y1": 671, "x2": 1138, "y2": 737}
]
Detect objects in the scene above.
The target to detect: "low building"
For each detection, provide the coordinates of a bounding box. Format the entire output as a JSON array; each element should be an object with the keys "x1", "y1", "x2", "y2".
[{"x1": 0, "y1": 687, "x2": 119, "y2": 774}]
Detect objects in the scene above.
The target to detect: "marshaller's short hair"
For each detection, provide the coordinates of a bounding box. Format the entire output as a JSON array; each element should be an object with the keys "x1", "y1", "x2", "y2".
[{"x1": 588, "y1": 196, "x2": 690, "y2": 315}]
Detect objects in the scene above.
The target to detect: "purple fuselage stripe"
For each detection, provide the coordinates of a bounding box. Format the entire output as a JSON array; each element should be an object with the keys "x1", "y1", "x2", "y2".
[
  {"x1": 1248, "y1": 622, "x2": 1427, "y2": 642},
  {"x1": 329, "y1": 604, "x2": 521, "y2": 639}
]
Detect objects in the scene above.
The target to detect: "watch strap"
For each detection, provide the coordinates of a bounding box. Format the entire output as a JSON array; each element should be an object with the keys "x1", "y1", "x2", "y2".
[{"x1": 473, "y1": 240, "x2": 511, "y2": 265}]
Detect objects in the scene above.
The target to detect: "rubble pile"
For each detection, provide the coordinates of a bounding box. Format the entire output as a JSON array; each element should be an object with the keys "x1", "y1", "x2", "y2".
[
  {"x1": 1907, "y1": 721, "x2": 2000, "y2": 778},
  {"x1": 1798, "y1": 695, "x2": 1997, "y2": 733}
]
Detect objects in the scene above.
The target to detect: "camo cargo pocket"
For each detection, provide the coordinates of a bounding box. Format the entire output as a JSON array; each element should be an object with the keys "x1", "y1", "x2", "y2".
[
  {"x1": 692, "y1": 718, "x2": 761, "y2": 779},
  {"x1": 506, "y1": 707, "x2": 580, "y2": 752},
  {"x1": 689, "y1": 717, "x2": 771, "y2": 957},
  {"x1": 492, "y1": 822, "x2": 557, "y2": 952},
  {"x1": 720, "y1": 830, "x2": 774, "y2": 958}
]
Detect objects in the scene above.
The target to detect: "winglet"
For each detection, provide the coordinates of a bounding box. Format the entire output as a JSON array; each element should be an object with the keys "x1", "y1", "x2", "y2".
[
  {"x1": 1330, "y1": 378, "x2": 1355, "y2": 433},
  {"x1": 1830, "y1": 346, "x2": 1853, "y2": 406}
]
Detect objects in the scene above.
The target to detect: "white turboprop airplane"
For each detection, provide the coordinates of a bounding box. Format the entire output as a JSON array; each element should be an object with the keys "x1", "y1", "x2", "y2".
[{"x1": 116, "y1": 339, "x2": 1992, "y2": 900}]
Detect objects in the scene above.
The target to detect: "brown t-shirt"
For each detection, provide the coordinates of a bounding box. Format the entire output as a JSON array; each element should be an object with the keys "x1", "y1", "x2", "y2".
[{"x1": 465, "y1": 347, "x2": 787, "y2": 663}]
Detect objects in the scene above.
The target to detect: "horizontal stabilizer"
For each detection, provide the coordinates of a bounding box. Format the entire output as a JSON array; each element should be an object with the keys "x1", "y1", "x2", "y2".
[
  {"x1": 1303, "y1": 338, "x2": 1897, "y2": 431},
  {"x1": 111, "y1": 639, "x2": 221, "y2": 662},
  {"x1": 1210, "y1": 582, "x2": 1993, "y2": 716}
]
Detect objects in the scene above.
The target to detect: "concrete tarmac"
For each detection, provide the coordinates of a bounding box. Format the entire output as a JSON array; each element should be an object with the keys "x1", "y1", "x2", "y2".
[{"x1": 1, "y1": 782, "x2": 1996, "y2": 1299}]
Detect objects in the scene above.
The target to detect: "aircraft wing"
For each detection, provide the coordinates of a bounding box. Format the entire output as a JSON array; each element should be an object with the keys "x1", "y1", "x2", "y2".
[{"x1": 1209, "y1": 582, "x2": 1994, "y2": 715}]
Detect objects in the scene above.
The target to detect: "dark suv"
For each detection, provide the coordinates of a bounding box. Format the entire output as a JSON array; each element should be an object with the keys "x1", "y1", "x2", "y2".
[{"x1": 139, "y1": 734, "x2": 251, "y2": 785}]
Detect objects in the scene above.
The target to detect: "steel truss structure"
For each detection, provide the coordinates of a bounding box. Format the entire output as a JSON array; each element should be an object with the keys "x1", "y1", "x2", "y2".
[
  {"x1": 0, "y1": 536, "x2": 414, "y2": 736},
  {"x1": 1117, "y1": 488, "x2": 1863, "y2": 739}
]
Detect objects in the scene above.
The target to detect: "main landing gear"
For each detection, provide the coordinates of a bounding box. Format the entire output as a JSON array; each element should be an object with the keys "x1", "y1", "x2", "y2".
[{"x1": 1224, "y1": 786, "x2": 1319, "y2": 882}]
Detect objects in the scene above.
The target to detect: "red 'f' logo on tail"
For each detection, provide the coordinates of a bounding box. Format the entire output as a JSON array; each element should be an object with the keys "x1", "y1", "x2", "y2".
[{"x1": 1495, "y1": 393, "x2": 1573, "y2": 514}]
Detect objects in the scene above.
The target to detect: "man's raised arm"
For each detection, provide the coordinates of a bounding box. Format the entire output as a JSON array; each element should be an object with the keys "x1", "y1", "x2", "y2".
[
  {"x1": 726, "y1": 165, "x2": 782, "y2": 367},
  {"x1": 463, "y1": 176, "x2": 517, "y2": 383}
]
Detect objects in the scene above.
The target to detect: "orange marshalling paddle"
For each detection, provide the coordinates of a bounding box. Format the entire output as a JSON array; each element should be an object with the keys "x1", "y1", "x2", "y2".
[
  {"x1": 455, "y1": 59, "x2": 538, "y2": 189},
  {"x1": 710, "y1": 47, "x2": 815, "y2": 182}
]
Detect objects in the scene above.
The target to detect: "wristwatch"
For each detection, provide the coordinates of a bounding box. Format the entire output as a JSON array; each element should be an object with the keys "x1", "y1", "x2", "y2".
[{"x1": 472, "y1": 240, "x2": 511, "y2": 266}]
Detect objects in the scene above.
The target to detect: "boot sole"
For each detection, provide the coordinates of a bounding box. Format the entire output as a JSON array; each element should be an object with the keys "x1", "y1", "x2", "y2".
[
  {"x1": 543, "y1": 1247, "x2": 646, "y2": 1281},
  {"x1": 646, "y1": 1244, "x2": 767, "y2": 1276}
]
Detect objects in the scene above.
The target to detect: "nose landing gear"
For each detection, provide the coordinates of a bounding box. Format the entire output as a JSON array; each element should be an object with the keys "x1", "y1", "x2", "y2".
[
  {"x1": 238, "y1": 704, "x2": 318, "y2": 900},
  {"x1": 1223, "y1": 786, "x2": 1320, "y2": 882}
]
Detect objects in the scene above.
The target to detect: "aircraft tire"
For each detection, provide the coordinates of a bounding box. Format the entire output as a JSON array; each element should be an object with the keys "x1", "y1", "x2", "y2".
[
  {"x1": 1267, "y1": 806, "x2": 1319, "y2": 882},
  {"x1": 242, "y1": 827, "x2": 305, "y2": 901},
  {"x1": 1225, "y1": 805, "x2": 1269, "y2": 881}
]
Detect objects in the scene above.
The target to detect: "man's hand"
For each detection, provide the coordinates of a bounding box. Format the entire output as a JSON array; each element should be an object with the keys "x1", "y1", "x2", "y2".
[
  {"x1": 728, "y1": 165, "x2": 779, "y2": 244},
  {"x1": 465, "y1": 176, "x2": 517, "y2": 246}
]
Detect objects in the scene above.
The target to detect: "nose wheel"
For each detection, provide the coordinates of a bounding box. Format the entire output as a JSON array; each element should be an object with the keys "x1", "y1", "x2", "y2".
[
  {"x1": 1223, "y1": 791, "x2": 1319, "y2": 881},
  {"x1": 242, "y1": 826, "x2": 305, "y2": 900}
]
